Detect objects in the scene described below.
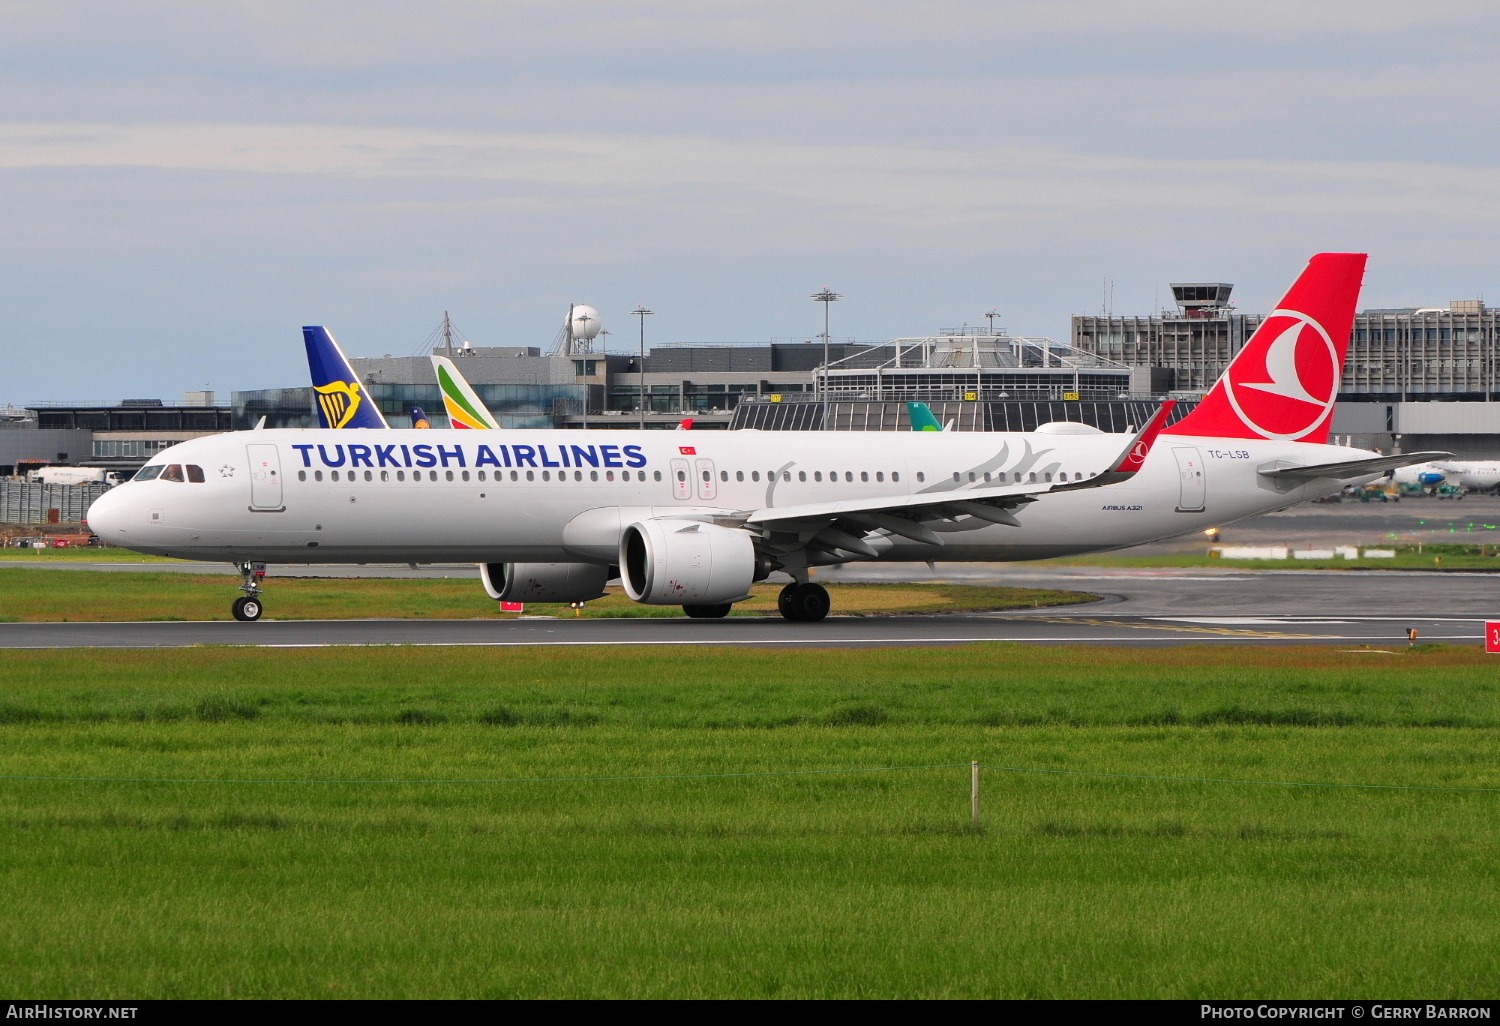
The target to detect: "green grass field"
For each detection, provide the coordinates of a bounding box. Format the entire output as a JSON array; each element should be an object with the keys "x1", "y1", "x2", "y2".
[
  {"x1": 2, "y1": 645, "x2": 1498, "y2": 998},
  {"x1": 0, "y1": 568, "x2": 1093, "y2": 622}
]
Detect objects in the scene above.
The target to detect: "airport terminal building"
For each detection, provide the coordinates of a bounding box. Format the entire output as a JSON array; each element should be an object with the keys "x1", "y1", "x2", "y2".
[{"x1": 10, "y1": 281, "x2": 1500, "y2": 486}]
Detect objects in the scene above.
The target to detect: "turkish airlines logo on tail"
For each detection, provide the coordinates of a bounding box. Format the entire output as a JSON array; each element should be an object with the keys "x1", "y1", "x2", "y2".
[{"x1": 1223, "y1": 309, "x2": 1340, "y2": 440}]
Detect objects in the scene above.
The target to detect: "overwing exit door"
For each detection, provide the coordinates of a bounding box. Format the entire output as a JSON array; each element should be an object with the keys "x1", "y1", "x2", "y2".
[
  {"x1": 695, "y1": 458, "x2": 717, "y2": 500},
  {"x1": 1173, "y1": 446, "x2": 1206, "y2": 512},
  {"x1": 669, "y1": 457, "x2": 692, "y2": 500}
]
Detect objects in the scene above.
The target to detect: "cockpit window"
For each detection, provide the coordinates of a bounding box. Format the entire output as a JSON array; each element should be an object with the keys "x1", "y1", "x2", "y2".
[
  {"x1": 186, "y1": 465, "x2": 205, "y2": 483},
  {"x1": 134, "y1": 465, "x2": 164, "y2": 482},
  {"x1": 160, "y1": 464, "x2": 185, "y2": 483}
]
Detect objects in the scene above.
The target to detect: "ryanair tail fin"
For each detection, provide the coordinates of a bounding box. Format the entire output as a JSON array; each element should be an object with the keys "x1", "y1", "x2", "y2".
[
  {"x1": 431, "y1": 356, "x2": 500, "y2": 430},
  {"x1": 303, "y1": 326, "x2": 390, "y2": 429}
]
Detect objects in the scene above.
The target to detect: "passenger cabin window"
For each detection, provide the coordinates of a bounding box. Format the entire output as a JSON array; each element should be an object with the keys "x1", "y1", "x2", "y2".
[{"x1": 298, "y1": 470, "x2": 307, "y2": 482}]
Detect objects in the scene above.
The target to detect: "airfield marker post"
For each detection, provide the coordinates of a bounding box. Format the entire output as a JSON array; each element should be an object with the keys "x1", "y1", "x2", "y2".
[{"x1": 971, "y1": 760, "x2": 980, "y2": 827}]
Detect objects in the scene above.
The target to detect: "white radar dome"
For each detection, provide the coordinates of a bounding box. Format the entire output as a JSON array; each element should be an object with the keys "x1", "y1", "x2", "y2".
[{"x1": 568, "y1": 305, "x2": 602, "y2": 341}]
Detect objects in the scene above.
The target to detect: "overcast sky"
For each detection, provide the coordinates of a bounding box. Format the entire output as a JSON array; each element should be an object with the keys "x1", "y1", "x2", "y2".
[{"x1": 3, "y1": 1, "x2": 1498, "y2": 403}]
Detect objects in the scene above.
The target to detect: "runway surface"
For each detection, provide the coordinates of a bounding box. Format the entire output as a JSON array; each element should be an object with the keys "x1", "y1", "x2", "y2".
[
  {"x1": 5, "y1": 494, "x2": 1498, "y2": 648},
  {"x1": 0, "y1": 609, "x2": 1483, "y2": 650}
]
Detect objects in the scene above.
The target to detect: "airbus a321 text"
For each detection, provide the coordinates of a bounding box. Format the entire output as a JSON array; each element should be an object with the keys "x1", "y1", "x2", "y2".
[{"x1": 86, "y1": 254, "x2": 1446, "y2": 622}]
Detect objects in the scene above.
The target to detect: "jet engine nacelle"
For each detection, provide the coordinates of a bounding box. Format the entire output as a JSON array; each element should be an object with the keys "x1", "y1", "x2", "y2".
[
  {"x1": 620, "y1": 520, "x2": 757, "y2": 606},
  {"x1": 479, "y1": 562, "x2": 610, "y2": 603}
]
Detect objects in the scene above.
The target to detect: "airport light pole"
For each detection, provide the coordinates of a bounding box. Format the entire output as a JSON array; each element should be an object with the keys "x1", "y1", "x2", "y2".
[
  {"x1": 631, "y1": 305, "x2": 653, "y2": 430},
  {"x1": 812, "y1": 287, "x2": 841, "y2": 428}
]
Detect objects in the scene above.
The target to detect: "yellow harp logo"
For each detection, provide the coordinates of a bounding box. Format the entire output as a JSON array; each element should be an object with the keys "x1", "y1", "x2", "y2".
[{"x1": 314, "y1": 380, "x2": 364, "y2": 429}]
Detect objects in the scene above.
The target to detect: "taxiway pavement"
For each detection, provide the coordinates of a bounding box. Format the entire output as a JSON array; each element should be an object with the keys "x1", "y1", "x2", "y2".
[{"x1": 0, "y1": 609, "x2": 1481, "y2": 650}]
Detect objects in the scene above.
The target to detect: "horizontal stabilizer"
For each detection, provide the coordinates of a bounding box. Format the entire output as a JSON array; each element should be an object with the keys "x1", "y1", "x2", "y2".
[{"x1": 1257, "y1": 451, "x2": 1453, "y2": 481}]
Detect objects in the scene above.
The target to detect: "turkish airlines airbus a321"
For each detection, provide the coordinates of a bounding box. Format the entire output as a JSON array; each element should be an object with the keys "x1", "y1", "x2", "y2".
[{"x1": 86, "y1": 253, "x2": 1445, "y2": 623}]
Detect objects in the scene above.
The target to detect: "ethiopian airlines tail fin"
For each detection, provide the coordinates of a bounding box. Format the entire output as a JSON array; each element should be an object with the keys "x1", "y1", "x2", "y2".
[
  {"x1": 303, "y1": 326, "x2": 390, "y2": 429},
  {"x1": 431, "y1": 356, "x2": 500, "y2": 430},
  {"x1": 1162, "y1": 253, "x2": 1365, "y2": 444}
]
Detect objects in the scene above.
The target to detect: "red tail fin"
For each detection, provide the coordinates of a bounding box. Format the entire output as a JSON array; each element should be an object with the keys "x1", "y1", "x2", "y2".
[{"x1": 1163, "y1": 253, "x2": 1365, "y2": 443}]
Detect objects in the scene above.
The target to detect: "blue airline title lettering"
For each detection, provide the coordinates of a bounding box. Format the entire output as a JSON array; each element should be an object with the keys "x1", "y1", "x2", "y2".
[{"x1": 301, "y1": 440, "x2": 652, "y2": 471}]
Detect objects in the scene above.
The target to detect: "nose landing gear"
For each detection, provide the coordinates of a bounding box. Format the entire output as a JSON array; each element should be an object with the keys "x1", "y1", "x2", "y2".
[{"x1": 232, "y1": 562, "x2": 267, "y2": 621}]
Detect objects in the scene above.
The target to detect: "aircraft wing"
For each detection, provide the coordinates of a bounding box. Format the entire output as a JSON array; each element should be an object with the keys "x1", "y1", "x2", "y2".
[
  {"x1": 741, "y1": 402, "x2": 1177, "y2": 552},
  {"x1": 1257, "y1": 451, "x2": 1452, "y2": 481}
]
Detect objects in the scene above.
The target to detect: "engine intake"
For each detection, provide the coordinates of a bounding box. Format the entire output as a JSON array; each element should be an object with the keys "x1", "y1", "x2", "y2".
[
  {"x1": 620, "y1": 520, "x2": 757, "y2": 606},
  {"x1": 479, "y1": 562, "x2": 610, "y2": 603}
]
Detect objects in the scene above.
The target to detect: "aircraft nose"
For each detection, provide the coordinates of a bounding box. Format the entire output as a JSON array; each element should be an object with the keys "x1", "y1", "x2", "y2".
[{"x1": 84, "y1": 486, "x2": 130, "y2": 542}]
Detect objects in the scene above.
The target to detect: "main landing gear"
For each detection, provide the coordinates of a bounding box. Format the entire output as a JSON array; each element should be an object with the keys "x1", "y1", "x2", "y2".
[
  {"x1": 778, "y1": 582, "x2": 830, "y2": 623},
  {"x1": 232, "y1": 562, "x2": 267, "y2": 621}
]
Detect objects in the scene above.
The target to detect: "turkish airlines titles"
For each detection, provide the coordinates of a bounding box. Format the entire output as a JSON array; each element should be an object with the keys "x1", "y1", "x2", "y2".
[{"x1": 289, "y1": 441, "x2": 650, "y2": 471}]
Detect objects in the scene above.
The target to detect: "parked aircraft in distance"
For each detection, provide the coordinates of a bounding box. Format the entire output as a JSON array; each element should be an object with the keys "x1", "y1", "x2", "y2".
[
  {"x1": 89, "y1": 254, "x2": 1445, "y2": 623},
  {"x1": 1390, "y1": 459, "x2": 1500, "y2": 491},
  {"x1": 1390, "y1": 462, "x2": 1448, "y2": 488},
  {"x1": 1434, "y1": 461, "x2": 1500, "y2": 491}
]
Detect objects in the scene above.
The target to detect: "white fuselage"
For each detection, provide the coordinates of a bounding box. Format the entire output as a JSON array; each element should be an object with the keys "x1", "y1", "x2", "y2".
[
  {"x1": 85, "y1": 428, "x2": 1374, "y2": 566},
  {"x1": 1434, "y1": 461, "x2": 1500, "y2": 490}
]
